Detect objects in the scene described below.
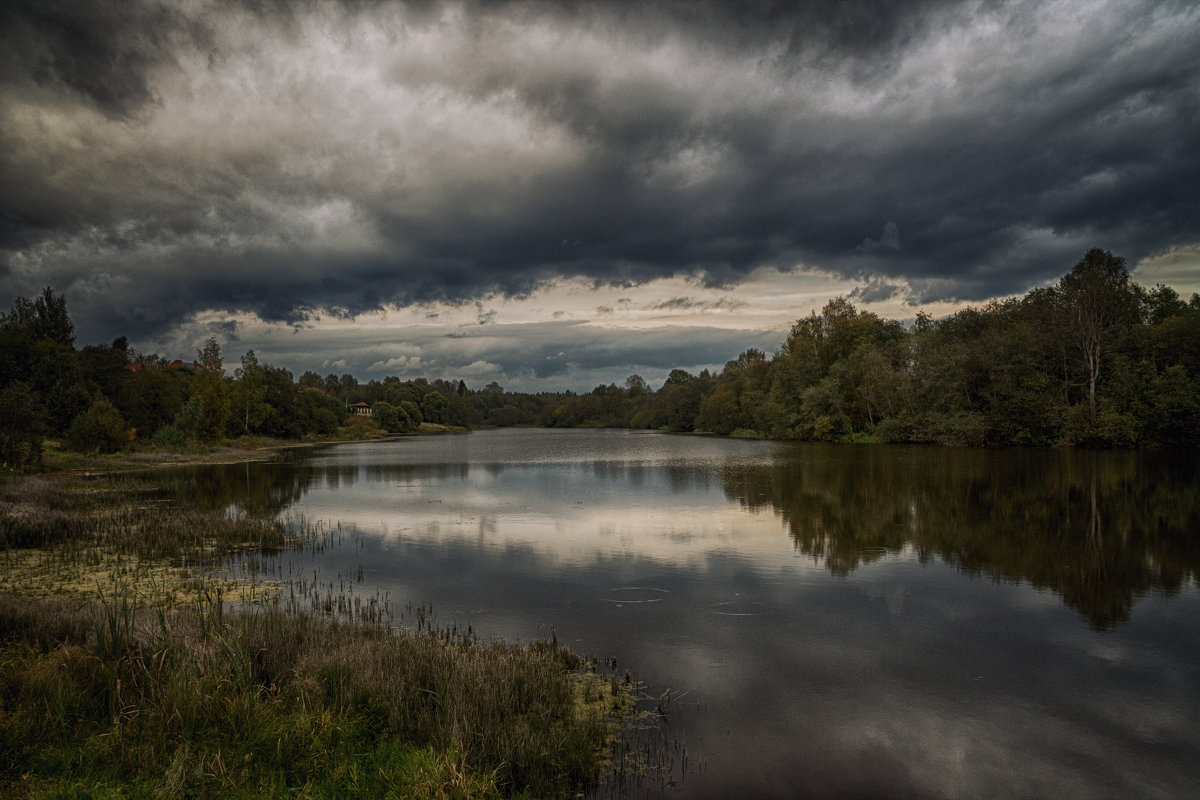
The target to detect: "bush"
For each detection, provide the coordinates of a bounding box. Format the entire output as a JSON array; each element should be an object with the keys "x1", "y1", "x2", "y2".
[
  {"x1": 152, "y1": 424, "x2": 187, "y2": 449},
  {"x1": 928, "y1": 411, "x2": 989, "y2": 447},
  {"x1": 67, "y1": 399, "x2": 127, "y2": 454},
  {"x1": 339, "y1": 416, "x2": 381, "y2": 440}
]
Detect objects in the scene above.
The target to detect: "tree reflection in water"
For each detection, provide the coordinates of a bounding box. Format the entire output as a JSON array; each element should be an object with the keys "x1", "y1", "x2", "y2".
[
  {"x1": 156, "y1": 438, "x2": 1198, "y2": 632},
  {"x1": 719, "y1": 445, "x2": 1200, "y2": 629}
]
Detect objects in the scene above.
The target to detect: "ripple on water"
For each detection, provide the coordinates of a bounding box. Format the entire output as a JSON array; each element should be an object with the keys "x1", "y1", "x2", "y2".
[
  {"x1": 710, "y1": 600, "x2": 771, "y2": 617},
  {"x1": 601, "y1": 587, "x2": 670, "y2": 606}
]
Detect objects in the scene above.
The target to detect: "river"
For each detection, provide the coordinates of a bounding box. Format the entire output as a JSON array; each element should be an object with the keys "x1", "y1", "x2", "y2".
[{"x1": 165, "y1": 428, "x2": 1200, "y2": 798}]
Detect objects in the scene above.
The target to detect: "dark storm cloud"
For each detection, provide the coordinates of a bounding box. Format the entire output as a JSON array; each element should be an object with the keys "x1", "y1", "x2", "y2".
[
  {"x1": 254, "y1": 317, "x2": 778, "y2": 391},
  {"x1": 1, "y1": 0, "x2": 1198, "y2": 342},
  {"x1": 429, "y1": 321, "x2": 778, "y2": 383},
  {"x1": 850, "y1": 277, "x2": 905, "y2": 305}
]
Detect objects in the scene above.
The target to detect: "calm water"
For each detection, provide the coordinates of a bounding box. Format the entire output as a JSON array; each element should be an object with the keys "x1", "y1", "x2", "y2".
[{"x1": 170, "y1": 429, "x2": 1200, "y2": 798}]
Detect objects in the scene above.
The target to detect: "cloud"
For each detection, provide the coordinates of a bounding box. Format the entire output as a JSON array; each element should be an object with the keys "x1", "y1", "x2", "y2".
[
  {"x1": 646, "y1": 296, "x2": 747, "y2": 313},
  {"x1": 856, "y1": 222, "x2": 902, "y2": 255},
  {"x1": 475, "y1": 302, "x2": 498, "y2": 326},
  {"x1": 850, "y1": 277, "x2": 905, "y2": 304},
  {"x1": 367, "y1": 355, "x2": 424, "y2": 373},
  {"x1": 0, "y1": 0, "x2": 1196, "y2": 360}
]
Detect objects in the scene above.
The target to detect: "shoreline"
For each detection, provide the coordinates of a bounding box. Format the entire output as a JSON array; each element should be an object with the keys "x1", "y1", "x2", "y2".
[{"x1": 0, "y1": 459, "x2": 653, "y2": 799}]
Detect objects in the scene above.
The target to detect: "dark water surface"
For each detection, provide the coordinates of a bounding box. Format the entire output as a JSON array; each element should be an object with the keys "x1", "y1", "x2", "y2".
[{"x1": 168, "y1": 429, "x2": 1200, "y2": 798}]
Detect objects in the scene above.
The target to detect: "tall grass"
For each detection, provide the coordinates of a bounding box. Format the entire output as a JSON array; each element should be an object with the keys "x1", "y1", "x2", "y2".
[
  {"x1": 0, "y1": 594, "x2": 638, "y2": 798},
  {"x1": 0, "y1": 473, "x2": 663, "y2": 798}
]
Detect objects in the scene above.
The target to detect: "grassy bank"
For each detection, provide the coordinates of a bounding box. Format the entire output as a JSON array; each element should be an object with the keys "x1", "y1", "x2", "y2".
[
  {"x1": 0, "y1": 474, "x2": 650, "y2": 799},
  {"x1": 0, "y1": 596, "x2": 631, "y2": 799}
]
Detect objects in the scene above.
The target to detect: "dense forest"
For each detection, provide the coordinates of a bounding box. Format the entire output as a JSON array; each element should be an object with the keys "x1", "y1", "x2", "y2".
[{"x1": 3, "y1": 249, "x2": 1199, "y2": 471}]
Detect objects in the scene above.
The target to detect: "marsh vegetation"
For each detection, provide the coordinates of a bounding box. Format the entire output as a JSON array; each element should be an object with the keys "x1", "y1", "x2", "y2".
[{"x1": 0, "y1": 474, "x2": 656, "y2": 799}]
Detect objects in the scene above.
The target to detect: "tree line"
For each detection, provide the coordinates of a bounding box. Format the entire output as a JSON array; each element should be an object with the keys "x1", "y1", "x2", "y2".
[
  {"x1": 0, "y1": 288, "x2": 470, "y2": 470},
  {"x1": 3, "y1": 249, "x2": 1198, "y2": 471},
  {"x1": 477, "y1": 249, "x2": 1200, "y2": 447}
]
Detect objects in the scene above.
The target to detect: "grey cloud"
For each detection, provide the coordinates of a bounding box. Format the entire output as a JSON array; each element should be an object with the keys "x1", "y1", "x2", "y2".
[
  {"x1": 850, "y1": 277, "x2": 905, "y2": 305},
  {"x1": 228, "y1": 317, "x2": 780, "y2": 392},
  {"x1": 1, "y1": 0, "x2": 1197, "y2": 345},
  {"x1": 475, "y1": 303, "x2": 497, "y2": 326},
  {"x1": 646, "y1": 296, "x2": 747, "y2": 312},
  {"x1": 857, "y1": 222, "x2": 902, "y2": 254}
]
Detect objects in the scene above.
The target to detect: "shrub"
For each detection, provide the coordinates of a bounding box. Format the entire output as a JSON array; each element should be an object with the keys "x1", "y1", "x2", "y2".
[
  {"x1": 152, "y1": 423, "x2": 187, "y2": 449},
  {"x1": 67, "y1": 398, "x2": 127, "y2": 454},
  {"x1": 339, "y1": 416, "x2": 381, "y2": 440}
]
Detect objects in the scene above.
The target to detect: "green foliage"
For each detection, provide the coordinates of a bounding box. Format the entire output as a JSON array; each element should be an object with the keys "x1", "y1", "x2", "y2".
[
  {"x1": 400, "y1": 400, "x2": 422, "y2": 427},
  {"x1": 232, "y1": 349, "x2": 269, "y2": 436},
  {"x1": 299, "y1": 388, "x2": 346, "y2": 436},
  {"x1": 6, "y1": 249, "x2": 1200, "y2": 453},
  {"x1": 67, "y1": 398, "x2": 128, "y2": 454},
  {"x1": 190, "y1": 338, "x2": 231, "y2": 442},
  {"x1": 0, "y1": 286, "x2": 75, "y2": 347},
  {"x1": 311, "y1": 407, "x2": 340, "y2": 436},
  {"x1": 152, "y1": 423, "x2": 187, "y2": 449},
  {"x1": 372, "y1": 401, "x2": 400, "y2": 432},
  {"x1": 0, "y1": 381, "x2": 45, "y2": 472},
  {"x1": 340, "y1": 416, "x2": 382, "y2": 440},
  {"x1": 172, "y1": 395, "x2": 206, "y2": 442},
  {"x1": 0, "y1": 600, "x2": 631, "y2": 800},
  {"x1": 421, "y1": 390, "x2": 450, "y2": 425}
]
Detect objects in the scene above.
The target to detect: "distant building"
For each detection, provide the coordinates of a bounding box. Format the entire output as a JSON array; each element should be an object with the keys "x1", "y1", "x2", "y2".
[{"x1": 349, "y1": 401, "x2": 372, "y2": 417}]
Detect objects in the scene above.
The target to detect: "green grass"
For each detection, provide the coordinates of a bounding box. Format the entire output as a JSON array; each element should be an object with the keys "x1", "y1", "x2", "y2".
[
  {"x1": 0, "y1": 474, "x2": 654, "y2": 798},
  {"x1": 0, "y1": 595, "x2": 632, "y2": 799}
]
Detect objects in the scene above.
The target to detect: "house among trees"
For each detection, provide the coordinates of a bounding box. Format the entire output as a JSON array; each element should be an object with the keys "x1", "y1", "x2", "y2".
[{"x1": 349, "y1": 401, "x2": 372, "y2": 417}]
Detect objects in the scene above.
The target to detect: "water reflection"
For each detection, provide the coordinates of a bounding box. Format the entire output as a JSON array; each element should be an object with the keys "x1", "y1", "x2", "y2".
[
  {"x1": 154, "y1": 431, "x2": 1200, "y2": 799},
  {"x1": 163, "y1": 435, "x2": 1200, "y2": 630},
  {"x1": 720, "y1": 445, "x2": 1200, "y2": 628}
]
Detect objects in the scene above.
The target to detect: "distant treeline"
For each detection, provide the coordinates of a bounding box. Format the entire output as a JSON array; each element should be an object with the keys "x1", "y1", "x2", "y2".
[
  {"x1": 476, "y1": 249, "x2": 1200, "y2": 447},
  {"x1": 2, "y1": 249, "x2": 1198, "y2": 470},
  {"x1": 0, "y1": 289, "x2": 472, "y2": 470}
]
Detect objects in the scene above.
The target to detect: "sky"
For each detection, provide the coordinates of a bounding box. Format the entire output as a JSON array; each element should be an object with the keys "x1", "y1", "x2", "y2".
[{"x1": 2, "y1": 0, "x2": 1198, "y2": 392}]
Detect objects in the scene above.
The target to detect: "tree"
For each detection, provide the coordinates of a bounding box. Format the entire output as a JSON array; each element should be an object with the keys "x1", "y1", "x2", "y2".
[
  {"x1": 421, "y1": 390, "x2": 449, "y2": 425},
  {"x1": 235, "y1": 349, "x2": 268, "y2": 435},
  {"x1": 1057, "y1": 249, "x2": 1143, "y2": 423},
  {"x1": 171, "y1": 396, "x2": 205, "y2": 442},
  {"x1": 298, "y1": 370, "x2": 325, "y2": 390},
  {"x1": 399, "y1": 400, "x2": 422, "y2": 430},
  {"x1": 0, "y1": 381, "x2": 45, "y2": 471},
  {"x1": 193, "y1": 337, "x2": 230, "y2": 441},
  {"x1": 0, "y1": 287, "x2": 75, "y2": 347},
  {"x1": 372, "y1": 401, "x2": 400, "y2": 432}
]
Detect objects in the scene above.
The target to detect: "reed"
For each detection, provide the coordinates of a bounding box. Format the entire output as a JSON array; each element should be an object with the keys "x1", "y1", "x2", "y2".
[
  {"x1": 0, "y1": 473, "x2": 664, "y2": 798},
  {"x1": 0, "y1": 594, "x2": 639, "y2": 798}
]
